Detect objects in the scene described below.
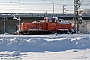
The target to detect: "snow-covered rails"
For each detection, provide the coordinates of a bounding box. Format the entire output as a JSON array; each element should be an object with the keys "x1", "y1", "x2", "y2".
[{"x1": 16, "y1": 17, "x2": 74, "y2": 35}]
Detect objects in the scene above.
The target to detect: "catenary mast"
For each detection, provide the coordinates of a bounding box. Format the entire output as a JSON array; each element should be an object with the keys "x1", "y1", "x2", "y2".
[{"x1": 74, "y1": 0, "x2": 81, "y2": 33}]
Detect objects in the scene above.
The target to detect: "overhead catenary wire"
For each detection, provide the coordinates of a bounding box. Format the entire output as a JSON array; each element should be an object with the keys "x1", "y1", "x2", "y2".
[{"x1": 0, "y1": 0, "x2": 90, "y2": 13}]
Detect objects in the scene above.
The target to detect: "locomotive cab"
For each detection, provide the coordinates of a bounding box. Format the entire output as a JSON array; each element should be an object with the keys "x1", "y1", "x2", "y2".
[
  {"x1": 58, "y1": 19, "x2": 64, "y2": 22},
  {"x1": 44, "y1": 17, "x2": 58, "y2": 23}
]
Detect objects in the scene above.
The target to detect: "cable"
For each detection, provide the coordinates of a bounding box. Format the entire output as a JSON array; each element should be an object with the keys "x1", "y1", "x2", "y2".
[{"x1": 0, "y1": 0, "x2": 90, "y2": 13}]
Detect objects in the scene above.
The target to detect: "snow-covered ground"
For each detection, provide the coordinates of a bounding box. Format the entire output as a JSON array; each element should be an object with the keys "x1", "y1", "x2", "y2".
[{"x1": 0, "y1": 34, "x2": 90, "y2": 60}]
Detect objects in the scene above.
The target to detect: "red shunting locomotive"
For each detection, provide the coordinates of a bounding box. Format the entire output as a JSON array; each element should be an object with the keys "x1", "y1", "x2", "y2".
[{"x1": 16, "y1": 17, "x2": 74, "y2": 35}]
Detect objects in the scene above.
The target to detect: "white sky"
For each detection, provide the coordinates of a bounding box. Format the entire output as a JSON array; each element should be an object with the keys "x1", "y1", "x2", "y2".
[{"x1": 0, "y1": 0, "x2": 90, "y2": 13}]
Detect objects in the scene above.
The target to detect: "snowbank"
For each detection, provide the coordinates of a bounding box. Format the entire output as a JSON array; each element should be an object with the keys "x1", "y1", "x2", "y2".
[{"x1": 0, "y1": 34, "x2": 90, "y2": 52}]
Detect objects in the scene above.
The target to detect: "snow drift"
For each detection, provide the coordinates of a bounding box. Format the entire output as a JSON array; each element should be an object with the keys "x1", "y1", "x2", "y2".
[{"x1": 0, "y1": 34, "x2": 90, "y2": 52}]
